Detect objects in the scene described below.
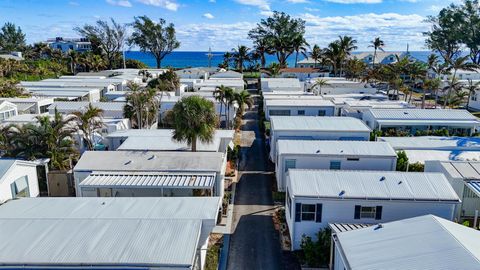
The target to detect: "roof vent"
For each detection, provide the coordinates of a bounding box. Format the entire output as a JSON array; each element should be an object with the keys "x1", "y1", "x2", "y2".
[
  {"x1": 380, "y1": 176, "x2": 386, "y2": 181},
  {"x1": 124, "y1": 160, "x2": 132, "y2": 165},
  {"x1": 374, "y1": 224, "x2": 383, "y2": 230},
  {"x1": 403, "y1": 111, "x2": 409, "y2": 115},
  {"x1": 398, "y1": 180, "x2": 403, "y2": 185},
  {"x1": 101, "y1": 202, "x2": 106, "y2": 205},
  {"x1": 316, "y1": 150, "x2": 321, "y2": 154},
  {"x1": 339, "y1": 190, "x2": 345, "y2": 196},
  {"x1": 148, "y1": 155, "x2": 156, "y2": 160}
]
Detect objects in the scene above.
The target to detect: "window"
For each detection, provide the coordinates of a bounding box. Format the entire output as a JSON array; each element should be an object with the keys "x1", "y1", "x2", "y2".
[
  {"x1": 330, "y1": 161, "x2": 341, "y2": 170},
  {"x1": 472, "y1": 94, "x2": 477, "y2": 101},
  {"x1": 269, "y1": 110, "x2": 290, "y2": 116},
  {"x1": 10, "y1": 176, "x2": 29, "y2": 199},
  {"x1": 297, "y1": 110, "x2": 305, "y2": 116},
  {"x1": 285, "y1": 159, "x2": 296, "y2": 172},
  {"x1": 347, "y1": 157, "x2": 360, "y2": 161},
  {"x1": 301, "y1": 204, "x2": 316, "y2": 221},
  {"x1": 354, "y1": 205, "x2": 382, "y2": 220},
  {"x1": 318, "y1": 110, "x2": 326, "y2": 116}
]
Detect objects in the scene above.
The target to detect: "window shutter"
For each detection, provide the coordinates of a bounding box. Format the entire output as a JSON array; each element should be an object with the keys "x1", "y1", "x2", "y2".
[
  {"x1": 354, "y1": 205, "x2": 361, "y2": 219},
  {"x1": 375, "y1": 206, "x2": 383, "y2": 220},
  {"x1": 315, "y1": 204, "x2": 322, "y2": 223},
  {"x1": 295, "y1": 203, "x2": 301, "y2": 222}
]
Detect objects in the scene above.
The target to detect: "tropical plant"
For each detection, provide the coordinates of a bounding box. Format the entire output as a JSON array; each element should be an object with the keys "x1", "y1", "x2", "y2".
[
  {"x1": 67, "y1": 50, "x2": 79, "y2": 74},
  {"x1": 231, "y1": 45, "x2": 250, "y2": 73},
  {"x1": 338, "y1": 35, "x2": 358, "y2": 75},
  {"x1": 75, "y1": 18, "x2": 127, "y2": 69},
  {"x1": 422, "y1": 78, "x2": 442, "y2": 109},
  {"x1": 214, "y1": 85, "x2": 228, "y2": 124},
  {"x1": 292, "y1": 35, "x2": 309, "y2": 67},
  {"x1": 128, "y1": 16, "x2": 180, "y2": 68},
  {"x1": 465, "y1": 79, "x2": 480, "y2": 110},
  {"x1": 171, "y1": 95, "x2": 218, "y2": 152},
  {"x1": 0, "y1": 22, "x2": 25, "y2": 52},
  {"x1": 311, "y1": 78, "x2": 330, "y2": 95},
  {"x1": 0, "y1": 79, "x2": 28, "y2": 97},
  {"x1": 253, "y1": 39, "x2": 269, "y2": 68},
  {"x1": 299, "y1": 228, "x2": 331, "y2": 267},
  {"x1": 223, "y1": 87, "x2": 236, "y2": 129},
  {"x1": 221, "y1": 52, "x2": 232, "y2": 69},
  {"x1": 147, "y1": 69, "x2": 180, "y2": 92},
  {"x1": 368, "y1": 37, "x2": 385, "y2": 68},
  {"x1": 323, "y1": 42, "x2": 342, "y2": 76},
  {"x1": 72, "y1": 103, "x2": 105, "y2": 151},
  {"x1": 444, "y1": 56, "x2": 478, "y2": 107},
  {"x1": 345, "y1": 59, "x2": 367, "y2": 80},
  {"x1": 234, "y1": 90, "x2": 253, "y2": 115},
  {"x1": 248, "y1": 11, "x2": 306, "y2": 67},
  {"x1": 123, "y1": 82, "x2": 159, "y2": 129},
  {"x1": 309, "y1": 45, "x2": 323, "y2": 68}
]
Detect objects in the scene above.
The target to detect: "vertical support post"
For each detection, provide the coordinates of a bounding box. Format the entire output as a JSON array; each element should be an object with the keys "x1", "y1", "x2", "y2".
[{"x1": 474, "y1": 210, "x2": 479, "y2": 229}]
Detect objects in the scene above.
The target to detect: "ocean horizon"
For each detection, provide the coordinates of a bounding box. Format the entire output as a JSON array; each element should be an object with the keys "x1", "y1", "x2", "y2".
[{"x1": 125, "y1": 51, "x2": 436, "y2": 69}]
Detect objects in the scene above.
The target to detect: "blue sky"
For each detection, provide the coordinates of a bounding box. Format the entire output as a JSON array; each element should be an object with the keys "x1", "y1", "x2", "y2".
[{"x1": 0, "y1": 0, "x2": 459, "y2": 51}]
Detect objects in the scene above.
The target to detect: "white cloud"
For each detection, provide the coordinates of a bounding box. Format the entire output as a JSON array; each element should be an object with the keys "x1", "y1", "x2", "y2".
[
  {"x1": 136, "y1": 0, "x2": 179, "y2": 11},
  {"x1": 234, "y1": 0, "x2": 272, "y2": 16},
  {"x1": 209, "y1": 0, "x2": 216, "y2": 2},
  {"x1": 305, "y1": 7, "x2": 320, "y2": 12},
  {"x1": 69, "y1": 1, "x2": 80, "y2": 6},
  {"x1": 105, "y1": 0, "x2": 132, "y2": 7},
  {"x1": 203, "y1": 13, "x2": 215, "y2": 19},
  {"x1": 323, "y1": 0, "x2": 382, "y2": 3},
  {"x1": 287, "y1": 0, "x2": 310, "y2": 3}
]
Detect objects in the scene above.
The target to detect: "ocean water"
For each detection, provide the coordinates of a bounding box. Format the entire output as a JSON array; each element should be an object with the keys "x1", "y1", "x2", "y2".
[{"x1": 125, "y1": 51, "x2": 436, "y2": 69}]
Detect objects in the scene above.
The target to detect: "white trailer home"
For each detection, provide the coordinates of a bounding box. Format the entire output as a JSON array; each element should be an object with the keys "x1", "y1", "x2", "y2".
[
  {"x1": 73, "y1": 151, "x2": 226, "y2": 198},
  {"x1": 269, "y1": 116, "x2": 371, "y2": 162},
  {"x1": 363, "y1": 109, "x2": 480, "y2": 136},
  {"x1": 341, "y1": 99, "x2": 413, "y2": 119},
  {"x1": 0, "y1": 101, "x2": 17, "y2": 121},
  {"x1": 264, "y1": 99, "x2": 336, "y2": 120},
  {"x1": 425, "y1": 160, "x2": 480, "y2": 220},
  {"x1": 24, "y1": 87, "x2": 102, "y2": 102},
  {"x1": 275, "y1": 140, "x2": 397, "y2": 191},
  {"x1": 0, "y1": 97, "x2": 54, "y2": 114},
  {"x1": 0, "y1": 159, "x2": 43, "y2": 203},
  {"x1": 0, "y1": 197, "x2": 221, "y2": 270},
  {"x1": 330, "y1": 215, "x2": 480, "y2": 270},
  {"x1": 48, "y1": 101, "x2": 126, "y2": 119},
  {"x1": 285, "y1": 169, "x2": 460, "y2": 250},
  {"x1": 261, "y1": 78, "x2": 304, "y2": 93}
]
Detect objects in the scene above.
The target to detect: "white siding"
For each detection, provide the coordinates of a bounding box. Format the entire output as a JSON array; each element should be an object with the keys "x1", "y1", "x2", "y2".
[
  {"x1": 265, "y1": 106, "x2": 335, "y2": 120},
  {"x1": 0, "y1": 164, "x2": 39, "y2": 203}
]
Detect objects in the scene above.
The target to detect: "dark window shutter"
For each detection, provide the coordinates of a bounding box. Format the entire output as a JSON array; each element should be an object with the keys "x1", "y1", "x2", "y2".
[
  {"x1": 295, "y1": 203, "x2": 301, "y2": 222},
  {"x1": 354, "y1": 205, "x2": 361, "y2": 219},
  {"x1": 375, "y1": 206, "x2": 383, "y2": 220},
  {"x1": 315, "y1": 204, "x2": 322, "y2": 223}
]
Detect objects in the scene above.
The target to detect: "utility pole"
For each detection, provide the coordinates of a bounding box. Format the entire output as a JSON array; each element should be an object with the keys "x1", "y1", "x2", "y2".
[{"x1": 207, "y1": 47, "x2": 213, "y2": 68}]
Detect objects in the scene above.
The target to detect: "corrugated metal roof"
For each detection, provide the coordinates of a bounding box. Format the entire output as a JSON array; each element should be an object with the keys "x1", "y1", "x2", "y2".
[
  {"x1": 369, "y1": 109, "x2": 478, "y2": 121},
  {"x1": 80, "y1": 172, "x2": 215, "y2": 188},
  {"x1": 336, "y1": 215, "x2": 480, "y2": 270},
  {"x1": 271, "y1": 116, "x2": 371, "y2": 132},
  {"x1": 48, "y1": 101, "x2": 126, "y2": 112},
  {"x1": 403, "y1": 150, "x2": 480, "y2": 164},
  {"x1": 466, "y1": 181, "x2": 480, "y2": 197},
  {"x1": 107, "y1": 129, "x2": 234, "y2": 139},
  {"x1": 427, "y1": 161, "x2": 480, "y2": 180},
  {"x1": 74, "y1": 151, "x2": 224, "y2": 172},
  {"x1": 288, "y1": 169, "x2": 460, "y2": 202},
  {"x1": 117, "y1": 136, "x2": 221, "y2": 152},
  {"x1": 278, "y1": 140, "x2": 396, "y2": 157},
  {"x1": 0, "y1": 218, "x2": 201, "y2": 267},
  {"x1": 329, "y1": 223, "x2": 372, "y2": 234},
  {"x1": 265, "y1": 99, "x2": 335, "y2": 107},
  {"x1": 379, "y1": 136, "x2": 480, "y2": 151}
]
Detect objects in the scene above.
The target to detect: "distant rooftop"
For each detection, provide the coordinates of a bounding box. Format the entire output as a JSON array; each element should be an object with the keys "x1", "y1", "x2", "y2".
[
  {"x1": 117, "y1": 136, "x2": 221, "y2": 152},
  {"x1": 426, "y1": 160, "x2": 480, "y2": 180},
  {"x1": 271, "y1": 116, "x2": 371, "y2": 132},
  {"x1": 379, "y1": 136, "x2": 480, "y2": 151},
  {"x1": 278, "y1": 140, "x2": 396, "y2": 157},
  {"x1": 368, "y1": 109, "x2": 479, "y2": 121},
  {"x1": 48, "y1": 101, "x2": 126, "y2": 112},
  {"x1": 288, "y1": 169, "x2": 460, "y2": 202},
  {"x1": 265, "y1": 99, "x2": 335, "y2": 107}
]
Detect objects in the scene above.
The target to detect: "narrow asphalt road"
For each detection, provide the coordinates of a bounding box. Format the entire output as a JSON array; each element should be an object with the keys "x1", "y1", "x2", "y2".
[{"x1": 227, "y1": 94, "x2": 283, "y2": 270}]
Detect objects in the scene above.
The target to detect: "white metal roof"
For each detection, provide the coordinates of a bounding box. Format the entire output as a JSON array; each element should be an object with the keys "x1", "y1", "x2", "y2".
[
  {"x1": 335, "y1": 215, "x2": 480, "y2": 270},
  {"x1": 403, "y1": 149, "x2": 480, "y2": 164},
  {"x1": 48, "y1": 101, "x2": 126, "y2": 112},
  {"x1": 271, "y1": 116, "x2": 371, "y2": 132},
  {"x1": 265, "y1": 99, "x2": 335, "y2": 107},
  {"x1": 117, "y1": 136, "x2": 221, "y2": 152},
  {"x1": 379, "y1": 136, "x2": 480, "y2": 151},
  {"x1": 278, "y1": 140, "x2": 396, "y2": 157},
  {"x1": 426, "y1": 161, "x2": 480, "y2": 180},
  {"x1": 344, "y1": 100, "x2": 412, "y2": 109},
  {"x1": 0, "y1": 218, "x2": 201, "y2": 268},
  {"x1": 80, "y1": 172, "x2": 216, "y2": 189},
  {"x1": 288, "y1": 169, "x2": 460, "y2": 202},
  {"x1": 107, "y1": 128, "x2": 234, "y2": 139},
  {"x1": 368, "y1": 109, "x2": 479, "y2": 121},
  {"x1": 74, "y1": 151, "x2": 224, "y2": 172}
]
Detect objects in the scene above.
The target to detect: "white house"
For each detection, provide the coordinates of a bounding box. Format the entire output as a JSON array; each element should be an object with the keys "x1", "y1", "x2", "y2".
[
  {"x1": 330, "y1": 215, "x2": 480, "y2": 270},
  {"x1": 47, "y1": 37, "x2": 91, "y2": 52},
  {"x1": 73, "y1": 151, "x2": 226, "y2": 198},
  {"x1": 378, "y1": 136, "x2": 480, "y2": 164},
  {"x1": 269, "y1": 116, "x2": 371, "y2": 161},
  {"x1": 210, "y1": 70, "x2": 243, "y2": 79},
  {"x1": 353, "y1": 51, "x2": 406, "y2": 66},
  {"x1": 468, "y1": 87, "x2": 480, "y2": 111},
  {"x1": 261, "y1": 78, "x2": 304, "y2": 93},
  {"x1": 285, "y1": 169, "x2": 460, "y2": 250},
  {"x1": 275, "y1": 140, "x2": 397, "y2": 191},
  {"x1": 0, "y1": 197, "x2": 221, "y2": 270},
  {"x1": 194, "y1": 78, "x2": 244, "y2": 91},
  {"x1": 279, "y1": 68, "x2": 329, "y2": 81},
  {"x1": 341, "y1": 99, "x2": 414, "y2": 119},
  {"x1": 307, "y1": 79, "x2": 378, "y2": 95},
  {"x1": 0, "y1": 159, "x2": 42, "y2": 203},
  {"x1": 0, "y1": 97, "x2": 54, "y2": 114},
  {"x1": 48, "y1": 101, "x2": 126, "y2": 119},
  {"x1": 363, "y1": 109, "x2": 480, "y2": 136},
  {"x1": 0, "y1": 101, "x2": 17, "y2": 121},
  {"x1": 425, "y1": 160, "x2": 480, "y2": 220},
  {"x1": 23, "y1": 86, "x2": 102, "y2": 102},
  {"x1": 264, "y1": 99, "x2": 336, "y2": 120}
]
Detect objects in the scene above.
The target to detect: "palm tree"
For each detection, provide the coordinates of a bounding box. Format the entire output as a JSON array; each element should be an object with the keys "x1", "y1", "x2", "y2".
[
  {"x1": 253, "y1": 39, "x2": 269, "y2": 69},
  {"x1": 264, "y1": 62, "x2": 281, "y2": 78},
  {"x1": 293, "y1": 35, "x2": 309, "y2": 67},
  {"x1": 465, "y1": 79, "x2": 480, "y2": 110},
  {"x1": 124, "y1": 82, "x2": 159, "y2": 129},
  {"x1": 311, "y1": 78, "x2": 330, "y2": 95},
  {"x1": 338, "y1": 35, "x2": 358, "y2": 76},
  {"x1": 324, "y1": 42, "x2": 342, "y2": 76},
  {"x1": 232, "y1": 45, "x2": 250, "y2": 73},
  {"x1": 72, "y1": 103, "x2": 105, "y2": 151},
  {"x1": 310, "y1": 45, "x2": 323, "y2": 68},
  {"x1": 214, "y1": 85, "x2": 227, "y2": 125},
  {"x1": 222, "y1": 52, "x2": 232, "y2": 69},
  {"x1": 368, "y1": 37, "x2": 385, "y2": 68},
  {"x1": 234, "y1": 90, "x2": 253, "y2": 115},
  {"x1": 68, "y1": 50, "x2": 79, "y2": 75},
  {"x1": 444, "y1": 56, "x2": 478, "y2": 108},
  {"x1": 172, "y1": 96, "x2": 218, "y2": 152},
  {"x1": 223, "y1": 87, "x2": 236, "y2": 129}
]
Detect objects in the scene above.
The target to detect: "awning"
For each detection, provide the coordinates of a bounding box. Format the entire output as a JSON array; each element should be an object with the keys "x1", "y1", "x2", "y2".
[{"x1": 80, "y1": 172, "x2": 215, "y2": 189}]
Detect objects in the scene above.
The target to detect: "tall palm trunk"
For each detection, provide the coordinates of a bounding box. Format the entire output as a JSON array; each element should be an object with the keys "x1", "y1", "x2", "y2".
[
  {"x1": 191, "y1": 135, "x2": 197, "y2": 152},
  {"x1": 372, "y1": 49, "x2": 377, "y2": 69},
  {"x1": 295, "y1": 50, "x2": 299, "y2": 68}
]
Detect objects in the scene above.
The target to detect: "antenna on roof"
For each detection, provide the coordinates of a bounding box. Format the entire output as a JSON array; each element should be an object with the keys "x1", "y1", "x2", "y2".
[{"x1": 207, "y1": 47, "x2": 213, "y2": 68}]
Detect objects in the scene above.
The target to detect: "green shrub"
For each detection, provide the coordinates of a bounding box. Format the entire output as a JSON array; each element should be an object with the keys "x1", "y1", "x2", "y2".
[
  {"x1": 204, "y1": 241, "x2": 222, "y2": 270},
  {"x1": 396, "y1": 150, "x2": 409, "y2": 171},
  {"x1": 298, "y1": 228, "x2": 331, "y2": 267}
]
